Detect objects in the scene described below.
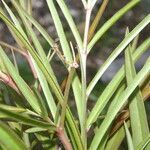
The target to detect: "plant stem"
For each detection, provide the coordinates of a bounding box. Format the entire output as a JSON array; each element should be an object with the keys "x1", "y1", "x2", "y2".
[
  {"x1": 0, "y1": 41, "x2": 37, "y2": 78},
  {"x1": 81, "y1": 0, "x2": 87, "y2": 9},
  {"x1": 60, "y1": 67, "x2": 75, "y2": 128},
  {"x1": 89, "y1": 0, "x2": 98, "y2": 10},
  {"x1": 0, "y1": 71, "x2": 20, "y2": 94},
  {"x1": 88, "y1": 0, "x2": 109, "y2": 41},
  {"x1": 81, "y1": 6, "x2": 92, "y2": 149},
  {"x1": 0, "y1": 41, "x2": 27, "y2": 56},
  {"x1": 57, "y1": 127, "x2": 72, "y2": 150}
]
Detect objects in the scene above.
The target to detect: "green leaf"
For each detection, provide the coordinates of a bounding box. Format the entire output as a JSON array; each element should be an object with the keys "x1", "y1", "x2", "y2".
[
  {"x1": 31, "y1": 57, "x2": 56, "y2": 119},
  {"x1": 0, "y1": 121, "x2": 26, "y2": 150},
  {"x1": 124, "y1": 121, "x2": 134, "y2": 150},
  {"x1": 107, "y1": 82, "x2": 126, "y2": 115},
  {"x1": 46, "y1": 0, "x2": 72, "y2": 62},
  {"x1": 66, "y1": 109, "x2": 84, "y2": 150},
  {"x1": 32, "y1": 87, "x2": 48, "y2": 118},
  {"x1": 88, "y1": 0, "x2": 140, "y2": 52},
  {"x1": 0, "y1": 4, "x2": 83, "y2": 150},
  {"x1": 23, "y1": 132, "x2": 30, "y2": 149},
  {"x1": 11, "y1": 2, "x2": 82, "y2": 123},
  {"x1": 45, "y1": 0, "x2": 83, "y2": 129},
  {"x1": 86, "y1": 38, "x2": 150, "y2": 128},
  {"x1": 1, "y1": 0, "x2": 28, "y2": 40},
  {"x1": 56, "y1": 0, "x2": 83, "y2": 51},
  {"x1": 12, "y1": 0, "x2": 58, "y2": 82},
  {"x1": 13, "y1": 1, "x2": 56, "y2": 73},
  {"x1": 10, "y1": 1, "x2": 57, "y2": 118},
  {"x1": 137, "y1": 135, "x2": 150, "y2": 150},
  {"x1": 51, "y1": 1, "x2": 83, "y2": 129},
  {"x1": 0, "y1": 7, "x2": 25, "y2": 49},
  {"x1": 90, "y1": 57, "x2": 150, "y2": 150},
  {"x1": 0, "y1": 104, "x2": 25, "y2": 112},
  {"x1": 0, "y1": 106, "x2": 56, "y2": 130},
  {"x1": 125, "y1": 38, "x2": 149, "y2": 147},
  {"x1": 15, "y1": 2, "x2": 54, "y2": 47},
  {"x1": 0, "y1": 55, "x2": 6, "y2": 72},
  {"x1": 87, "y1": 14, "x2": 150, "y2": 96},
  {"x1": 60, "y1": 68, "x2": 75, "y2": 127},
  {"x1": 131, "y1": 34, "x2": 139, "y2": 53},
  {"x1": 11, "y1": 3, "x2": 83, "y2": 148},
  {"x1": 0, "y1": 10, "x2": 64, "y2": 104},
  {"x1": 72, "y1": 74, "x2": 82, "y2": 124},
  {"x1": 0, "y1": 46, "x2": 42, "y2": 114},
  {"x1": 105, "y1": 122, "x2": 128, "y2": 150},
  {"x1": 25, "y1": 127, "x2": 47, "y2": 133}
]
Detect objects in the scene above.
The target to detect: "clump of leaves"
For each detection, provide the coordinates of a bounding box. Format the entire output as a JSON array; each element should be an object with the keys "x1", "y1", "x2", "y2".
[{"x1": 0, "y1": 0, "x2": 150, "y2": 149}]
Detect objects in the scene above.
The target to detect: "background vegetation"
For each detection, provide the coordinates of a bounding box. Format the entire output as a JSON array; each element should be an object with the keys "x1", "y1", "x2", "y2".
[{"x1": 0, "y1": 0, "x2": 149, "y2": 149}]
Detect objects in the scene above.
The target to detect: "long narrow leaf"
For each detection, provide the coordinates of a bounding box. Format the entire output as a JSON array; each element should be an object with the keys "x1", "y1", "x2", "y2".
[
  {"x1": 125, "y1": 41, "x2": 149, "y2": 147},
  {"x1": 1, "y1": 0, "x2": 28, "y2": 40},
  {"x1": 88, "y1": 0, "x2": 140, "y2": 52},
  {"x1": 0, "y1": 104, "x2": 26, "y2": 118},
  {"x1": 0, "y1": 11, "x2": 64, "y2": 103},
  {"x1": 14, "y1": 3, "x2": 54, "y2": 47},
  {"x1": 90, "y1": 57, "x2": 150, "y2": 149},
  {"x1": 56, "y1": 0, "x2": 83, "y2": 51},
  {"x1": 0, "y1": 121, "x2": 26, "y2": 150},
  {"x1": 0, "y1": 106, "x2": 55, "y2": 130},
  {"x1": 11, "y1": 4, "x2": 83, "y2": 122},
  {"x1": 45, "y1": 0, "x2": 83, "y2": 128},
  {"x1": 46, "y1": 0, "x2": 72, "y2": 62},
  {"x1": 105, "y1": 122, "x2": 128, "y2": 150},
  {"x1": 0, "y1": 104, "x2": 25, "y2": 112},
  {"x1": 137, "y1": 135, "x2": 150, "y2": 150},
  {"x1": 31, "y1": 58, "x2": 56, "y2": 119},
  {"x1": 86, "y1": 38, "x2": 150, "y2": 128},
  {"x1": 0, "y1": 10, "x2": 83, "y2": 148},
  {"x1": 124, "y1": 121, "x2": 134, "y2": 150},
  {"x1": 11, "y1": 1, "x2": 57, "y2": 119},
  {"x1": 87, "y1": 14, "x2": 150, "y2": 97},
  {"x1": 0, "y1": 46, "x2": 42, "y2": 114},
  {"x1": 12, "y1": 0, "x2": 57, "y2": 82},
  {"x1": 25, "y1": 127, "x2": 47, "y2": 133}
]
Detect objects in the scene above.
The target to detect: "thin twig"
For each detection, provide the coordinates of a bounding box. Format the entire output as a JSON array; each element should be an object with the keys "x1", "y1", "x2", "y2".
[
  {"x1": 52, "y1": 43, "x2": 68, "y2": 66},
  {"x1": 60, "y1": 67, "x2": 75, "y2": 128},
  {"x1": 0, "y1": 71, "x2": 20, "y2": 94},
  {"x1": 11, "y1": 48, "x2": 19, "y2": 74},
  {"x1": 57, "y1": 127, "x2": 72, "y2": 150},
  {"x1": 70, "y1": 42, "x2": 79, "y2": 68},
  {"x1": 60, "y1": 42, "x2": 78, "y2": 127},
  {"x1": 88, "y1": 0, "x2": 109, "y2": 41},
  {"x1": 0, "y1": 41, "x2": 27, "y2": 57},
  {"x1": 27, "y1": 52, "x2": 38, "y2": 79},
  {"x1": 0, "y1": 41, "x2": 37, "y2": 79}
]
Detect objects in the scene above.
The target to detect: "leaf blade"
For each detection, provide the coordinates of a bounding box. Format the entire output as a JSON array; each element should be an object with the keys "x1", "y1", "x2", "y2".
[
  {"x1": 90, "y1": 57, "x2": 150, "y2": 149},
  {"x1": 125, "y1": 38, "x2": 149, "y2": 147},
  {"x1": 124, "y1": 121, "x2": 134, "y2": 150},
  {"x1": 87, "y1": 14, "x2": 150, "y2": 97},
  {"x1": 86, "y1": 38, "x2": 150, "y2": 128},
  {"x1": 88, "y1": 0, "x2": 140, "y2": 52},
  {"x1": 0, "y1": 121, "x2": 26, "y2": 150}
]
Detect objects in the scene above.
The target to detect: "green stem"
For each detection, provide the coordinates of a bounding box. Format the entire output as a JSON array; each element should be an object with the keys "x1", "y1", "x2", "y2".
[
  {"x1": 60, "y1": 67, "x2": 75, "y2": 127},
  {"x1": 81, "y1": 6, "x2": 92, "y2": 148}
]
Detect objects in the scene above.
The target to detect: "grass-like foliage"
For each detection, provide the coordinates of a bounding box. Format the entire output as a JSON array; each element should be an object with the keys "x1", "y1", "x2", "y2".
[{"x1": 0, "y1": 0, "x2": 150, "y2": 149}]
